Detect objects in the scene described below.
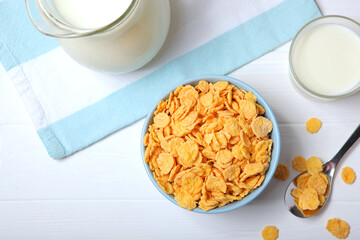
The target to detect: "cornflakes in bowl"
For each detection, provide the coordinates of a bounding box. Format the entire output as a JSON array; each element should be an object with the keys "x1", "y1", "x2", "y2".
[{"x1": 141, "y1": 75, "x2": 281, "y2": 213}]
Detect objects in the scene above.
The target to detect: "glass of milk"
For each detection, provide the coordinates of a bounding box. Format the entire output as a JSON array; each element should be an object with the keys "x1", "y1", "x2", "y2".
[
  {"x1": 25, "y1": 0, "x2": 170, "y2": 73},
  {"x1": 289, "y1": 16, "x2": 360, "y2": 99}
]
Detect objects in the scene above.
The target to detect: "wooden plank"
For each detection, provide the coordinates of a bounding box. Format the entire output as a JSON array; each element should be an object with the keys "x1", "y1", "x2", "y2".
[
  {"x1": 0, "y1": 201, "x2": 358, "y2": 240},
  {"x1": 0, "y1": 123, "x2": 358, "y2": 201}
]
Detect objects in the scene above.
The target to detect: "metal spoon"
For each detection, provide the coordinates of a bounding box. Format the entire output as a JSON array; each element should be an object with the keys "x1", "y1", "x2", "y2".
[{"x1": 284, "y1": 124, "x2": 360, "y2": 218}]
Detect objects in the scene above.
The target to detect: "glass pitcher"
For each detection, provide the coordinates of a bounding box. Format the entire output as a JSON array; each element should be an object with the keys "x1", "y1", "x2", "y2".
[{"x1": 25, "y1": 0, "x2": 171, "y2": 73}]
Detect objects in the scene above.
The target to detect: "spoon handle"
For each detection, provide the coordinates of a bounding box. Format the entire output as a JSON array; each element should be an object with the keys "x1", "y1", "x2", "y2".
[{"x1": 331, "y1": 124, "x2": 360, "y2": 165}]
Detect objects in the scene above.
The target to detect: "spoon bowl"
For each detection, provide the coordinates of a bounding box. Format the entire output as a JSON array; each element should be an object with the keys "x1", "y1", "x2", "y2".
[{"x1": 284, "y1": 124, "x2": 360, "y2": 218}]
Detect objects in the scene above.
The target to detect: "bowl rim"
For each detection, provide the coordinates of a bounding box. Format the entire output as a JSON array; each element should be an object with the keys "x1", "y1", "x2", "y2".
[{"x1": 140, "y1": 75, "x2": 281, "y2": 214}]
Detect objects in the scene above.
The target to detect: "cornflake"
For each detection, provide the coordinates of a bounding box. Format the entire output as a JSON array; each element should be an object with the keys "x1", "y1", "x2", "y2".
[
  {"x1": 274, "y1": 163, "x2": 289, "y2": 181},
  {"x1": 298, "y1": 188, "x2": 320, "y2": 210},
  {"x1": 341, "y1": 167, "x2": 356, "y2": 184},
  {"x1": 252, "y1": 116, "x2": 273, "y2": 138},
  {"x1": 157, "y1": 153, "x2": 175, "y2": 175},
  {"x1": 306, "y1": 117, "x2": 322, "y2": 134},
  {"x1": 292, "y1": 156, "x2": 307, "y2": 172},
  {"x1": 261, "y1": 226, "x2": 279, "y2": 240},
  {"x1": 291, "y1": 156, "x2": 329, "y2": 215},
  {"x1": 326, "y1": 218, "x2": 350, "y2": 239},
  {"x1": 306, "y1": 156, "x2": 323, "y2": 175},
  {"x1": 144, "y1": 81, "x2": 274, "y2": 211}
]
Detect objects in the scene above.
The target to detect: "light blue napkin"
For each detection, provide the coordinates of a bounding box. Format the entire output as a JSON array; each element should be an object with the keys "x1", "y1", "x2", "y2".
[{"x1": 0, "y1": 0, "x2": 321, "y2": 159}]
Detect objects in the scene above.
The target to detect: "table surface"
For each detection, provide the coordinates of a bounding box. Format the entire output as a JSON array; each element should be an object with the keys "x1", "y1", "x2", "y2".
[{"x1": 1, "y1": 1, "x2": 360, "y2": 239}]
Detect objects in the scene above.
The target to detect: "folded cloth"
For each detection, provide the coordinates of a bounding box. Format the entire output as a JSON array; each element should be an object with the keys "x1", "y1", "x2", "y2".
[{"x1": 0, "y1": 0, "x2": 321, "y2": 159}]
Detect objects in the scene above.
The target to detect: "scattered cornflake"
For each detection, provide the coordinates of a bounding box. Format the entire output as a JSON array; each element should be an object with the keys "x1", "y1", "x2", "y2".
[
  {"x1": 306, "y1": 117, "x2": 322, "y2": 134},
  {"x1": 292, "y1": 156, "x2": 307, "y2": 172},
  {"x1": 341, "y1": 167, "x2": 356, "y2": 184},
  {"x1": 326, "y1": 218, "x2": 350, "y2": 239},
  {"x1": 274, "y1": 163, "x2": 290, "y2": 181},
  {"x1": 143, "y1": 81, "x2": 274, "y2": 211},
  {"x1": 261, "y1": 226, "x2": 279, "y2": 240}
]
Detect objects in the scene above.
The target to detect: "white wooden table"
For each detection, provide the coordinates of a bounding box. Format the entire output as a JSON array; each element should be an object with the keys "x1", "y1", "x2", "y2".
[{"x1": 1, "y1": 1, "x2": 360, "y2": 239}]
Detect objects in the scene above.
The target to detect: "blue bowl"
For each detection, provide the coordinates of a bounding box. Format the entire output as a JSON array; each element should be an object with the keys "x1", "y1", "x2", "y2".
[{"x1": 141, "y1": 75, "x2": 281, "y2": 214}]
